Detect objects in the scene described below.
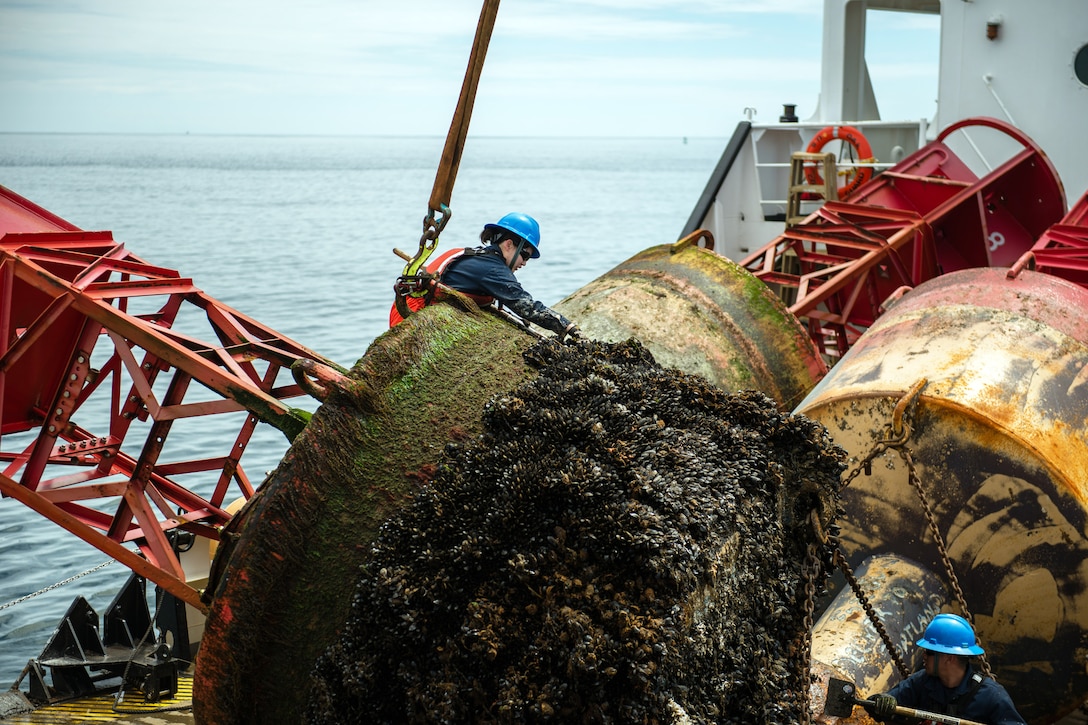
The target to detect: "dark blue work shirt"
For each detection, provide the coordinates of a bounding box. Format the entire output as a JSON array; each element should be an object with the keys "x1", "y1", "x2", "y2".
[
  {"x1": 441, "y1": 245, "x2": 572, "y2": 335},
  {"x1": 885, "y1": 664, "x2": 1026, "y2": 724}
]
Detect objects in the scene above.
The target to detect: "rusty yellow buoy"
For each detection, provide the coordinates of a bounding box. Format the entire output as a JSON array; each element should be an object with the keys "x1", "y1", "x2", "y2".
[
  {"x1": 796, "y1": 267, "x2": 1088, "y2": 723},
  {"x1": 554, "y1": 234, "x2": 826, "y2": 409}
]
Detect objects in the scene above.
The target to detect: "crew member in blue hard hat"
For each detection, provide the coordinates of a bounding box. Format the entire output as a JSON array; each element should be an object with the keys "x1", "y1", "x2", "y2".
[
  {"x1": 390, "y1": 212, "x2": 580, "y2": 341},
  {"x1": 867, "y1": 613, "x2": 1025, "y2": 724}
]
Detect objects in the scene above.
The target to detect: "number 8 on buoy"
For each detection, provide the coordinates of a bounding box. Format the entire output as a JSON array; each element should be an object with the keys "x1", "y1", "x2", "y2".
[{"x1": 804, "y1": 125, "x2": 875, "y2": 199}]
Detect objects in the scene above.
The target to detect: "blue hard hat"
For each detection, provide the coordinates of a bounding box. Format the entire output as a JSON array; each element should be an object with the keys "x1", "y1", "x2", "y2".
[
  {"x1": 917, "y1": 613, "x2": 985, "y2": 656},
  {"x1": 484, "y1": 212, "x2": 541, "y2": 258}
]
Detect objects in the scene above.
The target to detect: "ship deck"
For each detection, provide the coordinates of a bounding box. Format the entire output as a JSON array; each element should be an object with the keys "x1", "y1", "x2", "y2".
[{"x1": 0, "y1": 676, "x2": 194, "y2": 724}]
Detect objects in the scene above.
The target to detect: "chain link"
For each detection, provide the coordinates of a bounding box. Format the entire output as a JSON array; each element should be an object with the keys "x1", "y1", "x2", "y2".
[
  {"x1": 0, "y1": 559, "x2": 114, "y2": 611},
  {"x1": 839, "y1": 439, "x2": 890, "y2": 490},
  {"x1": 831, "y1": 542, "x2": 912, "y2": 679},
  {"x1": 400, "y1": 205, "x2": 452, "y2": 284},
  {"x1": 393, "y1": 205, "x2": 453, "y2": 322},
  {"x1": 799, "y1": 537, "x2": 821, "y2": 725},
  {"x1": 836, "y1": 378, "x2": 994, "y2": 679},
  {"x1": 901, "y1": 444, "x2": 992, "y2": 678}
]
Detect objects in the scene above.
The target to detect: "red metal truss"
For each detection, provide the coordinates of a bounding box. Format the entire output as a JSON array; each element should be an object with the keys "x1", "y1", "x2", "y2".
[
  {"x1": 739, "y1": 117, "x2": 1066, "y2": 359},
  {"x1": 740, "y1": 205, "x2": 934, "y2": 358},
  {"x1": 1010, "y1": 190, "x2": 1088, "y2": 288},
  {"x1": 0, "y1": 186, "x2": 346, "y2": 612}
]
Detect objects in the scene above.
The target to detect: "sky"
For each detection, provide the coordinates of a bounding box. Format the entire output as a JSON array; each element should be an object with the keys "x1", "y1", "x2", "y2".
[{"x1": 0, "y1": 0, "x2": 939, "y2": 137}]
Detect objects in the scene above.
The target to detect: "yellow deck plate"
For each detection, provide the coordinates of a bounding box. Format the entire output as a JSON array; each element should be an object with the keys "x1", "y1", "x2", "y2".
[{"x1": 1, "y1": 676, "x2": 193, "y2": 724}]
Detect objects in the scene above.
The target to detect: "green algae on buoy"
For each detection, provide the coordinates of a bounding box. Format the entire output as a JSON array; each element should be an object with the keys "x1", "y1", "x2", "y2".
[
  {"x1": 554, "y1": 240, "x2": 827, "y2": 410},
  {"x1": 194, "y1": 304, "x2": 538, "y2": 724}
]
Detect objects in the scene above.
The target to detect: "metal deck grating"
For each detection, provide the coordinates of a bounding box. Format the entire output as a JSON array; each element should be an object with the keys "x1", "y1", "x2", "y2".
[{"x1": 1, "y1": 676, "x2": 193, "y2": 724}]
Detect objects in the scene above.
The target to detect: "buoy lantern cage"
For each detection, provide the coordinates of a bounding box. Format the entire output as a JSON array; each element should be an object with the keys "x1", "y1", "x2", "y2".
[{"x1": 804, "y1": 125, "x2": 874, "y2": 198}]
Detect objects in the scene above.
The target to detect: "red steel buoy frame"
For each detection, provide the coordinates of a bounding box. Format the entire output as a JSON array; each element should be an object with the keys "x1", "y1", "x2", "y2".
[
  {"x1": 1010, "y1": 188, "x2": 1088, "y2": 287},
  {"x1": 739, "y1": 117, "x2": 1068, "y2": 360},
  {"x1": 0, "y1": 185, "x2": 344, "y2": 612}
]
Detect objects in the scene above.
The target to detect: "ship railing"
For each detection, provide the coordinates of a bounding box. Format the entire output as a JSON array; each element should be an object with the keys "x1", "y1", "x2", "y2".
[{"x1": 749, "y1": 119, "x2": 930, "y2": 219}]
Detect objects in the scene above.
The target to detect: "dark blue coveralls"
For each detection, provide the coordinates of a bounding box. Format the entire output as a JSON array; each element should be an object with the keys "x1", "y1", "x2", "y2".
[
  {"x1": 441, "y1": 244, "x2": 573, "y2": 336},
  {"x1": 885, "y1": 665, "x2": 1026, "y2": 724}
]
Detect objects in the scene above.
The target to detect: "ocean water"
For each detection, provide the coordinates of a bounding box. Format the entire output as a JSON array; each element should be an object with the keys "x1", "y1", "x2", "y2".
[{"x1": 0, "y1": 132, "x2": 724, "y2": 686}]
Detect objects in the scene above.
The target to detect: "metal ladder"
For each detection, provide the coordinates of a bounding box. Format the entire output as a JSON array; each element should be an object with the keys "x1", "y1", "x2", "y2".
[{"x1": 786, "y1": 151, "x2": 838, "y2": 226}]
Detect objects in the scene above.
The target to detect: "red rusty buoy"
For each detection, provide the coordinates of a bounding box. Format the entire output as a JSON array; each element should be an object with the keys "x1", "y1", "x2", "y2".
[{"x1": 797, "y1": 267, "x2": 1088, "y2": 723}]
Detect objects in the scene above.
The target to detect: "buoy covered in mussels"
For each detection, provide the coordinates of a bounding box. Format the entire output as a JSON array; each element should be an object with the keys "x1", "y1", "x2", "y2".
[
  {"x1": 194, "y1": 305, "x2": 539, "y2": 724},
  {"x1": 194, "y1": 299, "x2": 847, "y2": 723},
  {"x1": 307, "y1": 337, "x2": 845, "y2": 723}
]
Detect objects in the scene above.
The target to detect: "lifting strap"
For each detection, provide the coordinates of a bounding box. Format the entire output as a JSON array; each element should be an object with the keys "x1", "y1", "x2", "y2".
[{"x1": 395, "y1": 0, "x2": 503, "y2": 317}]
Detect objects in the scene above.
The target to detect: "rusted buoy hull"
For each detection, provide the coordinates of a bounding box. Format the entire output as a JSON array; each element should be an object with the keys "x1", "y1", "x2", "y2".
[
  {"x1": 554, "y1": 241, "x2": 827, "y2": 409},
  {"x1": 809, "y1": 555, "x2": 948, "y2": 723},
  {"x1": 195, "y1": 239, "x2": 838, "y2": 723},
  {"x1": 193, "y1": 306, "x2": 537, "y2": 724},
  {"x1": 796, "y1": 268, "x2": 1088, "y2": 723}
]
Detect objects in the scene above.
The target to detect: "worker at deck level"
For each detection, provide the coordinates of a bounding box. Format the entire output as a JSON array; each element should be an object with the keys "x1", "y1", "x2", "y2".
[
  {"x1": 389, "y1": 212, "x2": 580, "y2": 341},
  {"x1": 867, "y1": 613, "x2": 1026, "y2": 725}
]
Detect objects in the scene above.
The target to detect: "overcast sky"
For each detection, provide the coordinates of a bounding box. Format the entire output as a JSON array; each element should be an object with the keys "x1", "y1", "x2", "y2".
[{"x1": 0, "y1": 0, "x2": 939, "y2": 137}]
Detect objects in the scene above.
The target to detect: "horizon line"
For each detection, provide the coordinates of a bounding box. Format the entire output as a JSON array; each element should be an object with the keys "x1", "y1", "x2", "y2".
[{"x1": 0, "y1": 131, "x2": 730, "y2": 141}]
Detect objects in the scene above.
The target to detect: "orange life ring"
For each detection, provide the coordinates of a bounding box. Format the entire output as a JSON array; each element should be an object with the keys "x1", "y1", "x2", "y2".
[{"x1": 804, "y1": 125, "x2": 875, "y2": 199}]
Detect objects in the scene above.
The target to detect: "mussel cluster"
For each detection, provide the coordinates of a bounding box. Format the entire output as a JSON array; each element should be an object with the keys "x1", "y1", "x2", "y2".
[{"x1": 307, "y1": 338, "x2": 844, "y2": 724}]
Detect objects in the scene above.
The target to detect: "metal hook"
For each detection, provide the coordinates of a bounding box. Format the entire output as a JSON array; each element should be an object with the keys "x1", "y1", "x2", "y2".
[{"x1": 889, "y1": 378, "x2": 928, "y2": 442}]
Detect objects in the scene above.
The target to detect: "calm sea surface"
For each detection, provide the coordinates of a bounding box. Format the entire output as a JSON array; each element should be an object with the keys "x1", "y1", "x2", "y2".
[{"x1": 0, "y1": 133, "x2": 725, "y2": 686}]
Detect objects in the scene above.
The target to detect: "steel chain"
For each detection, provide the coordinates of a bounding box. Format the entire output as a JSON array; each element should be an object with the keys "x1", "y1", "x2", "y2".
[
  {"x1": 835, "y1": 379, "x2": 992, "y2": 680},
  {"x1": 901, "y1": 445, "x2": 992, "y2": 678},
  {"x1": 799, "y1": 538, "x2": 821, "y2": 725},
  {"x1": 839, "y1": 439, "x2": 889, "y2": 490},
  {"x1": 830, "y1": 541, "x2": 912, "y2": 679},
  {"x1": 400, "y1": 205, "x2": 452, "y2": 285},
  {"x1": 0, "y1": 559, "x2": 114, "y2": 611},
  {"x1": 393, "y1": 205, "x2": 453, "y2": 322}
]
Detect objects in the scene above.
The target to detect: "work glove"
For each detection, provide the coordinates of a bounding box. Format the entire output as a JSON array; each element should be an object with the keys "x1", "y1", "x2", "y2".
[
  {"x1": 867, "y1": 693, "x2": 897, "y2": 719},
  {"x1": 561, "y1": 323, "x2": 582, "y2": 344}
]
